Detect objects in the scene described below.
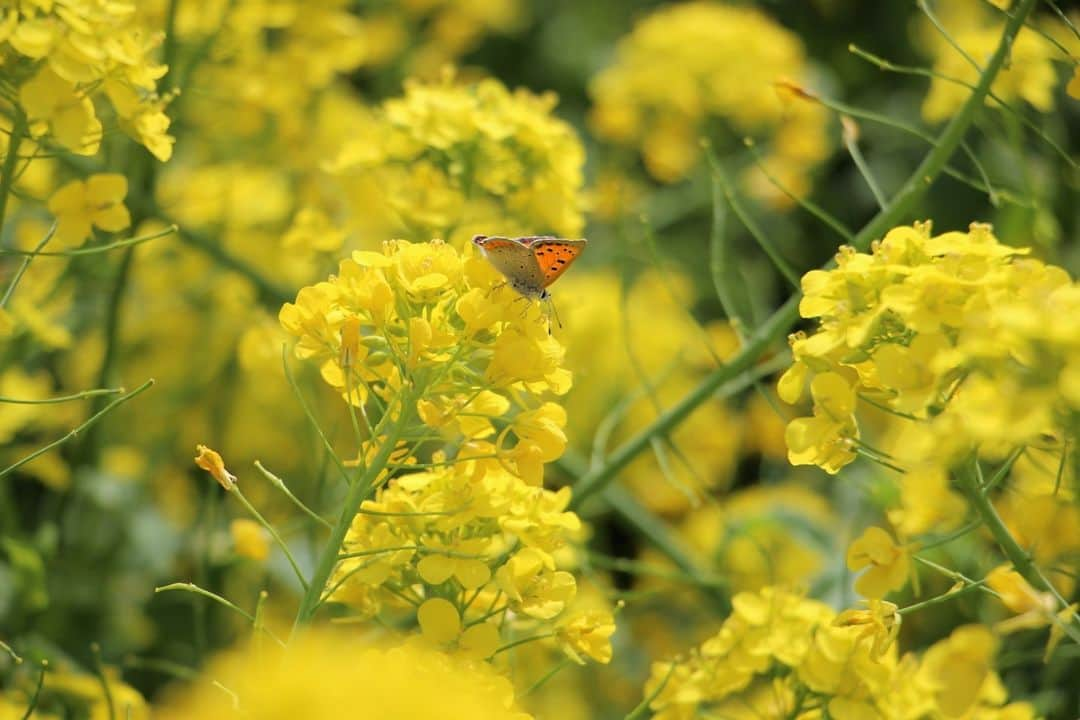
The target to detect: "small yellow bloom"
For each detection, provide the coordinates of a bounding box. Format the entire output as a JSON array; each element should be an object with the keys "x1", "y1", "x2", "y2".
[
  {"x1": 417, "y1": 539, "x2": 492, "y2": 590},
  {"x1": 19, "y1": 66, "x2": 103, "y2": 156},
  {"x1": 785, "y1": 372, "x2": 858, "y2": 474},
  {"x1": 917, "y1": 625, "x2": 998, "y2": 717},
  {"x1": 194, "y1": 444, "x2": 236, "y2": 490},
  {"x1": 846, "y1": 526, "x2": 910, "y2": 598},
  {"x1": 495, "y1": 547, "x2": 576, "y2": 620},
  {"x1": 418, "y1": 597, "x2": 461, "y2": 645},
  {"x1": 230, "y1": 518, "x2": 270, "y2": 561},
  {"x1": 47, "y1": 174, "x2": 131, "y2": 249},
  {"x1": 986, "y1": 564, "x2": 1078, "y2": 662},
  {"x1": 557, "y1": 609, "x2": 616, "y2": 664},
  {"x1": 833, "y1": 599, "x2": 901, "y2": 659}
]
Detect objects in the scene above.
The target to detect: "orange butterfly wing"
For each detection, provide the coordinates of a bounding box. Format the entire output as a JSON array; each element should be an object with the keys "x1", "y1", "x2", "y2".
[{"x1": 530, "y1": 239, "x2": 586, "y2": 288}]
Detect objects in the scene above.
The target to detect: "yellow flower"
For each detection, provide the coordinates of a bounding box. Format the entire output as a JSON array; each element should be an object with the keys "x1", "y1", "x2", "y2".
[
  {"x1": 785, "y1": 371, "x2": 858, "y2": 474},
  {"x1": 230, "y1": 518, "x2": 270, "y2": 561},
  {"x1": 986, "y1": 564, "x2": 1079, "y2": 661},
  {"x1": 780, "y1": 220, "x2": 1080, "y2": 477},
  {"x1": 916, "y1": 625, "x2": 998, "y2": 718},
  {"x1": 155, "y1": 630, "x2": 532, "y2": 719},
  {"x1": 194, "y1": 444, "x2": 236, "y2": 490},
  {"x1": 495, "y1": 547, "x2": 577, "y2": 620},
  {"x1": 887, "y1": 464, "x2": 966, "y2": 536},
  {"x1": 47, "y1": 174, "x2": 132, "y2": 248},
  {"x1": 920, "y1": 4, "x2": 1060, "y2": 122},
  {"x1": 846, "y1": 527, "x2": 910, "y2": 599},
  {"x1": 40, "y1": 666, "x2": 149, "y2": 720},
  {"x1": 418, "y1": 538, "x2": 493, "y2": 590},
  {"x1": 19, "y1": 66, "x2": 103, "y2": 155},
  {"x1": 282, "y1": 206, "x2": 346, "y2": 253},
  {"x1": 589, "y1": 2, "x2": 829, "y2": 203},
  {"x1": 329, "y1": 71, "x2": 585, "y2": 244},
  {"x1": 557, "y1": 609, "x2": 616, "y2": 665},
  {"x1": 833, "y1": 599, "x2": 901, "y2": 660}
]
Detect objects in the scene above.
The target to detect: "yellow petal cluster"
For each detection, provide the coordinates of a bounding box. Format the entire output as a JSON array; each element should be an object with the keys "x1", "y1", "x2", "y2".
[
  {"x1": 155, "y1": 631, "x2": 533, "y2": 720},
  {"x1": 282, "y1": 237, "x2": 614, "y2": 667},
  {"x1": 780, "y1": 222, "x2": 1079, "y2": 487},
  {"x1": 644, "y1": 587, "x2": 1035, "y2": 720},
  {"x1": 589, "y1": 2, "x2": 829, "y2": 206},
  {"x1": 329, "y1": 70, "x2": 585, "y2": 244},
  {"x1": 6, "y1": 1, "x2": 173, "y2": 159}
]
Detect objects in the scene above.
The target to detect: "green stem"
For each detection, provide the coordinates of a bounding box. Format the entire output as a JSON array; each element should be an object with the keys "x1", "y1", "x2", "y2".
[
  {"x1": 571, "y1": 300, "x2": 797, "y2": 508},
  {"x1": 569, "y1": 0, "x2": 1037, "y2": 509},
  {"x1": 253, "y1": 460, "x2": 332, "y2": 530},
  {"x1": 291, "y1": 409, "x2": 409, "y2": 631},
  {"x1": 604, "y1": 485, "x2": 729, "y2": 611},
  {"x1": 0, "y1": 221, "x2": 56, "y2": 308},
  {"x1": 703, "y1": 141, "x2": 803, "y2": 286},
  {"x1": 229, "y1": 486, "x2": 309, "y2": 589},
  {"x1": 841, "y1": 118, "x2": 887, "y2": 210},
  {"x1": 898, "y1": 578, "x2": 987, "y2": 616},
  {"x1": 172, "y1": 222, "x2": 293, "y2": 306},
  {"x1": 90, "y1": 644, "x2": 115, "y2": 720},
  {"x1": 154, "y1": 582, "x2": 287, "y2": 646},
  {"x1": 848, "y1": 0, "x2": 1038, "y2": 252},
  {"x1": 957, "y1": 464, "x2": 1074, "y2": 620},
  {"x1": 19, "y1": 660, "x2": 47, "y2": 720},
  {"x1": 0, "y1": 224, "x2": 177, "y2": 257},
  {"x1": 625, "y1": 661, "x2": 676, "y2": 720},
  {"x1": 490, "y1": 631, "x2": 556, "y2": 657},
  {"x1": 0, "y1": 108, "x2": 25, "y2": 237},
  {"x1": 0, "y1": 379, "x2": 154, "y2": 479},
  {"x1": 0, "y1": 387, "x2": 123, "y2": 405}
]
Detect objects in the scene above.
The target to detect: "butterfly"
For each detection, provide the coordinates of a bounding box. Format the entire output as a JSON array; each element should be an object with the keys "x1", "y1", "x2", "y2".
[
  {"x1": 472, "y1": 234, "x2": 587, "y2": 332},
  {"x1": 472, "y1": 235, "x2": 586, "y2": 300}
]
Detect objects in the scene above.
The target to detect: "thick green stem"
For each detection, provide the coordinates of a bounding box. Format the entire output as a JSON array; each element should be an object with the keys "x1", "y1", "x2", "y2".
[
  {"x1": 846, "y1": 0, "x2": 1037, "y2": 253},
  {"x1": 571, "y1": 296, "x2": 798, "y2": 509},
  {"x1": 958, "y1": 467, "x2": 1051, "y2": 594},
  {"x1": 291, "y1": 412, "x2": 408, "y2": 632},
  {"x1": 570, "y1": 0, "x2": 1037, "y2": 509},
  {"x1": 0, "y1": 108, "x2": 26, "y2": 237}
]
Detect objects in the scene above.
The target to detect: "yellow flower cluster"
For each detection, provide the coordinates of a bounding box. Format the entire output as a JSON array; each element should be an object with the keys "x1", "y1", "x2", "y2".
[
  {"x1": 645, "y1": 586, "x2": 1035, "y2": 720},
  {"x1": 4, "y1": 0, "x2": 174, "y2": 159},
  {"x1": 0, "y1": 665, "x2": 148, "y2": 720},
  {"x1": 329, "y1": 70, "x2": 586, "y2": 245},
  {"x1": 780, "y1": 221, "x2": 1077, "y2": 478},
  {"x1": 281, "y1": 238, "x2": 614, "y2": 665},
  {"x1": 156, "y1": 631, "x2": 532, "y2": 720},
  {"x1": 589, "y1": 2, "x2": 829, "y2": 205},
  {"x1": 917, "y1": 0, "x2": 1071, "y2": 123},
  {"x1": 144, "y1": 0, "x2": 365, "y2": 145},
  {"x1": 350, "y1": 0, "x2": 528, "y2": 77}
]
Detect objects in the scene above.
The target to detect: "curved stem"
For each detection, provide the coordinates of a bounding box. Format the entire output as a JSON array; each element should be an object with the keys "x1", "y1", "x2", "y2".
[
  {"x1": 0, "y1": 108, "x2": 25, "y2": 237},
  {"x1": 291, "y1": 405, "x2": 410, "y2": 632},
  {"x1": 570, "y1": 0, "x2": 1038, "y2": 509}
]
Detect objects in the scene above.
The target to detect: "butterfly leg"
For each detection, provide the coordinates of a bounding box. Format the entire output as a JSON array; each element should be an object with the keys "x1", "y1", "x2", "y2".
[
  {"x1": 485, "y1": 281, "x2": 507, "y2": 298},
  {"x1": 545, "y1": 295, "x2": 563, "y2": 335}
]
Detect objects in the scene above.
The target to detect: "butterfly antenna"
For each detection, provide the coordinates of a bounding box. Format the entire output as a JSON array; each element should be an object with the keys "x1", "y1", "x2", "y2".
[{"x1": 546, "y1": 294, "x2": 563, "y2": 335}]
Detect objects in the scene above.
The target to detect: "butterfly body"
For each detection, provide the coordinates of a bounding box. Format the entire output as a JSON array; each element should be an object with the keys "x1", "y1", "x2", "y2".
[{"x1": 472, "y1": 235, "x2": 586, "y2": 300}]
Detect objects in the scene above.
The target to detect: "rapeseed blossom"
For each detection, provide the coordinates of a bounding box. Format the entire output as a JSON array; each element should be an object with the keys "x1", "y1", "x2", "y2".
[
  {"x1": 328, "y1": 70, "x2": 586, "y2": 245},
  {"x1": 916, "y1": 0, "x2": 1070, "y2": 122},
  {"x1": 589, "y1": 2, "x2": 829, "y2": 206},
  {"x1": 156, "y1": 632, "x2": 532, "y2": 720},
  {"x1": 281, "y1": 238, "x2": 614, "y2": 666},
  {"x1": 4, "y1": 1, "x2": 174, "y2": 159},
  {"x1": 780, "y1": 222, "x2": 1078, "y2": 482},
  {"x1": 644, "y1": 586, "x2": 1036, "y2": 720}
]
